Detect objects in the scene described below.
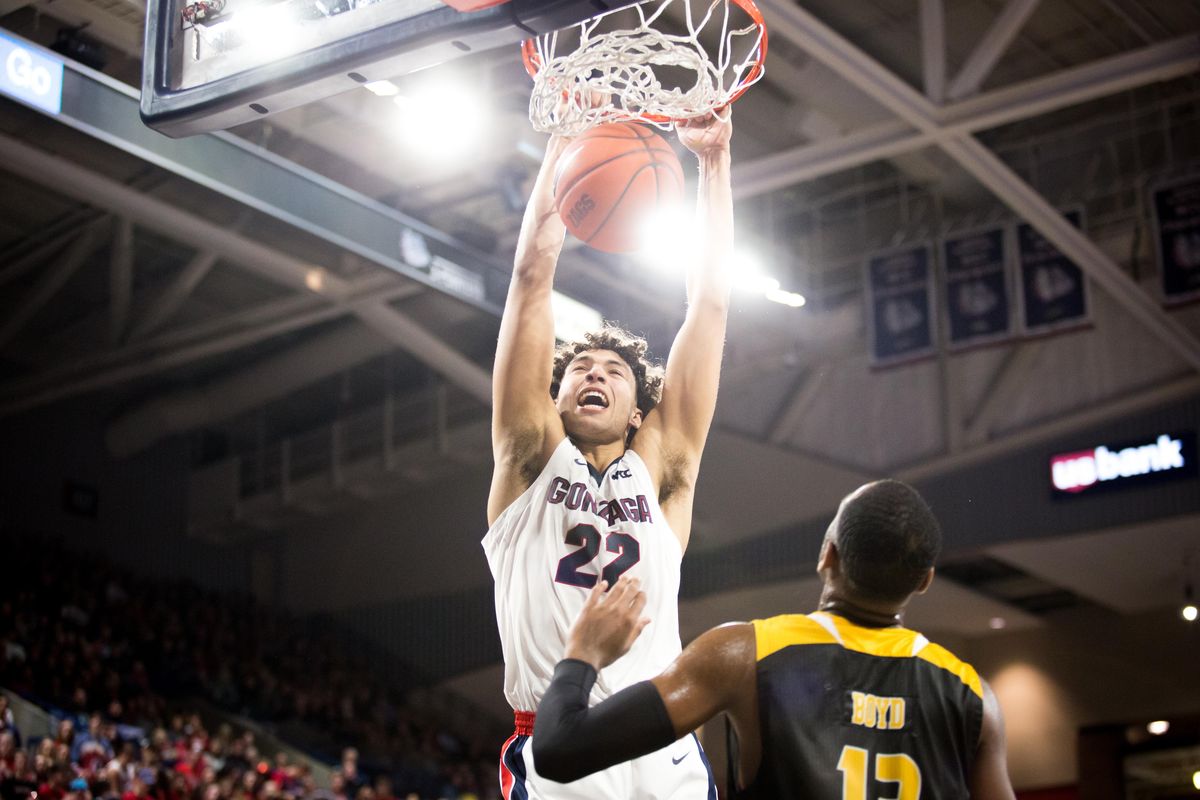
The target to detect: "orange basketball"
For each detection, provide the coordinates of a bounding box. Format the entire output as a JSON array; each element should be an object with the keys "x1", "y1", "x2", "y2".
[{"x1": 553, "y1": 122, "x2": 685, "y2": 254}]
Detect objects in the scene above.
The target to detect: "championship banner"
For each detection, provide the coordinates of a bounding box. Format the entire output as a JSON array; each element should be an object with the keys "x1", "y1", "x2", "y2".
[
  {"x1": 865, "y1": 244, "x2": 936, "y2": 366},
  {"x1": 1151, "y1": 175, "x2": 1200, "y2": 306},
  {"x1": 941, "y1": 226, "x2": 1011, "y2": 350},
  {"x1": 1017, "y1": 208, "x2": 1089, "y2": 335}
]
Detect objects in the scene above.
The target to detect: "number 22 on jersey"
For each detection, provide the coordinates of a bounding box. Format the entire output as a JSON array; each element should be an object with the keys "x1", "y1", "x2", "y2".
[
  {"x1": 837, "y1": 746, "x2": 921, "y2": 800},
  {"x1": 555, "y1": 523, "x2": 640, "y2": 587}
]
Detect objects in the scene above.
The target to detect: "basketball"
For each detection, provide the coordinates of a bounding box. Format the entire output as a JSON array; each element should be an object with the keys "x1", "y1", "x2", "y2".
[{"x1": 553, "y1": 122, "x2": 685, "y2": 253}]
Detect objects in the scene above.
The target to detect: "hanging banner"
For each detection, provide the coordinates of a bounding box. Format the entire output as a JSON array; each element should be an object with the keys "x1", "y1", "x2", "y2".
[
  {"x1": 864, "y1": 244, "x2": 936, "y2": 366},
  {"x1": 941, "y1": 225, "x2": 1012, "y2": 350},
  {"x1": 1017, "y1": 208, "x2": 1089, "y2": 336},
  {"x1": 1150, "y1": 175, "x2": 1200, "y2": 306}
]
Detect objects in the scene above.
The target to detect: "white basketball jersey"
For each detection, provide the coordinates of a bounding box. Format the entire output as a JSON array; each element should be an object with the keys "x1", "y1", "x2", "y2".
[{"x1": 483, "y1": 437, "x2": 684, "y2": 712}]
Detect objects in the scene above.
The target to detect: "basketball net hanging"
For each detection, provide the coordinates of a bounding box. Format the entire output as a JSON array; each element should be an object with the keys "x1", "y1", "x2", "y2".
[{"x1": 523, "y1": 0, "x2": 767, "y2": 136}]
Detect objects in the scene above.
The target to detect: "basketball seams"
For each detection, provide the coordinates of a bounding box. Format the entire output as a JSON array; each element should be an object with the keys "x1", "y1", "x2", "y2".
[
  {"x1": 587, "y1": 162, "x2": 677, "y2": 248},
  {"x1": 554, "y1": 122, "x2": 683, "y2": 252}
]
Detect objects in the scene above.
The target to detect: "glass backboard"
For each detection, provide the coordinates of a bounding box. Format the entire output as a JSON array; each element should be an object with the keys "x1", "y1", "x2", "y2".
[{"x1": 141, "y1": 0, "x2": 635, "y2": 137}]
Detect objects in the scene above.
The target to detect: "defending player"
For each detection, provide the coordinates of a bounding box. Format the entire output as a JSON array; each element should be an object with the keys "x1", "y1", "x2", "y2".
[
  {"x1": 533, "y1": 480, "x2": 1018, "y2": 800},
  {"x1": 482, "y1": 112, "x2": 734, "y2": 799}
]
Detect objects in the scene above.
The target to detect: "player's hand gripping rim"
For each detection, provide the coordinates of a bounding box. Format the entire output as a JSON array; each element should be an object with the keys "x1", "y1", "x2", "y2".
[{"x1": 565, "y1": 575, "x2": 650, "y2": 671}]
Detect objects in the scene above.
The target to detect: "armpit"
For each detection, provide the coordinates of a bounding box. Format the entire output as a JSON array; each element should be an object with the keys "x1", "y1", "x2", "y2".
[
  {"x1": 499, "y1": 427, "x2": 544, "y2": 485},
  {"x1": 657, "y1": 449, "x2": 693, "y2": 505}
]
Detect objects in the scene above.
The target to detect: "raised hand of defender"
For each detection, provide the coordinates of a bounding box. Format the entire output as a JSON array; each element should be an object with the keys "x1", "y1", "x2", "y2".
[
  {"x1": 565, "y1": 576, "x2": 650, "y2": 671},
  {"x1": 676, "y1": 110, "x2": 732, "y2": 156}
]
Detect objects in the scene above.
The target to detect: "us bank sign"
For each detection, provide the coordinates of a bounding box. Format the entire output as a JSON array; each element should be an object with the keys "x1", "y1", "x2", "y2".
[
  {"x1": 0, "y1": 31, "x2": 64, "y2": 115},
  {"x1": 1050, "y1": 431, "x2": 1197, "y2": 497}
]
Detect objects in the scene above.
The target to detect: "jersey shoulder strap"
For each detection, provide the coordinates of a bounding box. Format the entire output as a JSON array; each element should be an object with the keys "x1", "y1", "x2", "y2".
[
  {"x1": 752, "y1": 614, "x2": 838, "y2": 661},
  {"x1": 916, "y1": 640, "x2": 983, "y2": 698}
]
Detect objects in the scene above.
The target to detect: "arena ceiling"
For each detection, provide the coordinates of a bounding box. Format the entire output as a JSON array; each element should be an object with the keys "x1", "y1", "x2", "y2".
[{"x1": 1, "y1": 0, "x2": 1199, "y2": 692}]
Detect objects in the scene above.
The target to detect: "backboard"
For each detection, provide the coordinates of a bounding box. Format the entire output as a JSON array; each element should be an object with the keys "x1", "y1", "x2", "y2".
[{"x1": 140, "y1": 0, "x2": 637, "y2": 137}]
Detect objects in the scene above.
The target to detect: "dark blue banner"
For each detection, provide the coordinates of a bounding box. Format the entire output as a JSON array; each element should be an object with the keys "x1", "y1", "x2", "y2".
[
  {"x1": 865, "y1": 245, "x2": 935, "y2": 366},
  {"x1": 942, "y1": 226, "x2": 1011, "y2": 349},
  {"x1": 1017, "y1": 209, "x2": 1089, "y2": 335},
  {"x1": 1151, "y1": 176, "x2": 1200, "y2": 306}
]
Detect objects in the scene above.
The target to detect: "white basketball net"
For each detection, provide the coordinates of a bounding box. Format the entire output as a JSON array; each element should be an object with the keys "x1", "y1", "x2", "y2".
[{"x1": 526, "y1": 0, "x2": 766, "y2": 136}]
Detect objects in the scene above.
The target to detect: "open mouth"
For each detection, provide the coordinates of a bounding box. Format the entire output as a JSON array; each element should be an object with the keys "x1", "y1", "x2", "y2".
[{"x1": 577, "y1": 389, "x2": 609, "y2": 409}]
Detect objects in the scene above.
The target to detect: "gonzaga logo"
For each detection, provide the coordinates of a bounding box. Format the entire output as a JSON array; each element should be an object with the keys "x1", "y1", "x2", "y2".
[{"x1": 1051, "y1": 433, "x2": 1190, "y2": 495}]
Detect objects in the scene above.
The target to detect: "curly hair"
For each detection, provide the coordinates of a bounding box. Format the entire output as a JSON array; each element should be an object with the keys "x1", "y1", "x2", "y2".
[{"x1": 550, "y1": 326, "x2": 665, "y2": 425}]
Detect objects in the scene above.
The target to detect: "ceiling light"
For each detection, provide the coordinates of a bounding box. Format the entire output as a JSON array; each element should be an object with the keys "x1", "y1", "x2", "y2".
[
  {"x1": 1184, "y1": 604, "x2": 1198, "y2": 622},
  {"x1": 364, "y1": 80, "x2": 399, "y2": 97},
  {"x1": 1193, "y1": 770, "x2": 1200, "y2": 790},
  {"x1": 765, "y1": 287, "x2": 806, "y2": 307},
  {"x1": 635, "y1": 206, "x2": 697, "y2": 274},
  {"x1": 1146, "y1": 720, "x2": 1169, "y2": 736},
  {"x1": 988, "y1": 617, "x2": 1007, "y2": 630},
  {"x1": 304, "y1": 268, "x2": 325, "y2": 293}
]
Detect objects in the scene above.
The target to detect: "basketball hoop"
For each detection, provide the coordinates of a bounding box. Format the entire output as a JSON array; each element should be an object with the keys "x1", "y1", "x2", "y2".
[{"x1": 522, "y1": 0, "x2": 767, "y2": 136}]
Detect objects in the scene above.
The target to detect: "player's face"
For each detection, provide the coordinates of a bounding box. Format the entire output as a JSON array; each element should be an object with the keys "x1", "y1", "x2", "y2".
[{"x1": 556, "y1": 349, "x2": 642, "y2": 445}]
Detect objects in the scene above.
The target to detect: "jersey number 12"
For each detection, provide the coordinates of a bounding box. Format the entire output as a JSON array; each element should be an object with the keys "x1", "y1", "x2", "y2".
[
  {"x1": 555, "y1": 523, "x2": 640, "y2": 588},
  {"x1": 837, "y1": 746, "x2": 921, "y2": 800}
]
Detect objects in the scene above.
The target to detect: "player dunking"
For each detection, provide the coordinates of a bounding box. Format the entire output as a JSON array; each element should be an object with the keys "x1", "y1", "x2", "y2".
[
  {"x1": 482, "y1": 113, "x2": 734, "y2": 799},
  {"x1": 533, "y1": 480, "x2": 1018, "y2": 800}
]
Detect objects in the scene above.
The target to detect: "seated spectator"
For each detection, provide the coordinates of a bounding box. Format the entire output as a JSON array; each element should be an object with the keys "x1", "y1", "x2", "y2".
[{"x1": 71, "y1": 714, "x2": 114, "y2": 774}]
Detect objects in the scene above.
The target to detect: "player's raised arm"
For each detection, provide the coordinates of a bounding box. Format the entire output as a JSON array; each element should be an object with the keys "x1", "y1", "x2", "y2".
[
  {"x1": 532, "y1": 577, "x2": 760, "y2": 786},
  {"x1": 633, "y1": 113, "x2": 735, "y2": 547},
  {"x1": 488, "y1": 136, "x2": 573, "y2": 525}
]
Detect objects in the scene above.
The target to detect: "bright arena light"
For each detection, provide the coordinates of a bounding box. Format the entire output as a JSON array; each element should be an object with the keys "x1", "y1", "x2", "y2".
[
  {"x1": 766, "y1": 287, "x2": 806, "y2": 307},
  {"x1": 364, "y1": 80, "x2": 400, "y2": 97},
  {"x1": 732, "y1": 249, "x2": 778, "y2": 293},
  {"x1": 1193, "y1": 770, "x2": 1200, "y2": 791},
  {"x1": 393, "y1": 85, "x2": 488, "y2": 162},
  {"x1": 1146, "y1": 720, "x2": 1169, "y2": 736},
  {"x1": 636, "y1": 219, "x2": 805, "y2": 307},
  {"x1": 635, "y1": 206, "x2": 697, "y2": 275},
  {"x1": 1183, "y1": 603, "x2": 1198, "y2": 622},
  {"x1": 988, "y1": 616, "x2": 1007, "y2": 630}
]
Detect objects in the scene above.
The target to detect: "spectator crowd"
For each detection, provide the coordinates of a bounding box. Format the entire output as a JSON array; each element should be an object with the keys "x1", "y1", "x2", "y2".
[{"x1": 0, "y1": 536, "x2": 500, "y2": 800}]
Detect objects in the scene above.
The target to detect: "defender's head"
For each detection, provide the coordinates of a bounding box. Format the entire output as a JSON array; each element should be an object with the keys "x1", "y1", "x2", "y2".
[
  {"x1": 550, "y1": 326, "x2": 664, "y2": 446},
  {"x1": 819, "y1": 480, "x2": 942, "y2": 607}
]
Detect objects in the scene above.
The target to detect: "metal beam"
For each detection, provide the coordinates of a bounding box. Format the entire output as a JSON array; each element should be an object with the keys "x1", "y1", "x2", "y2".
[
  {"x1": 963, "y1": 342, "x2": 1045, "y2": 443},
  {"x1": 731, "y1": 35, "x2": 1200, "y2": 198},
  {"x1": 754, "y1": 0, "x2": 1200, "y2": 373},
  {"x1": 128, "y1": 251, "x2": 220, "y2": 340},
  {"x1": 920, "y1": 0, "x2": 946, "y2": 103},
  {"x1": 354, "y1": 302, "x2": 493, "y2": 406},
  {"x1": 5, "y1": 37, "x2": 511, "y2": 316},
  {"x1": 106, "y1": 322, "x2": 396, "y2": 457},
  {"x1": 109, "y1": 217, "x2": 134, "y2": 345},
  {"x1": 946, "y1": 0, "x2": 1042, "y2": 101},
  {"x1": 899, "y1": 374, "x2": 1200, "y2": 483},
  {"x1": 0, "y1": 220, "x2": 104, "y2": 288},
  {"x1": 0, "y1": 133, "x2": 347, "y2": 300},
  {"x1": 0, "y1": 276, "x2": 418, "y2": 419},
  {"x1": 767, "y1": 367, "x2": 830, "y2": 445},
  {"x1": 0, "y1": 228, "x2": 97, "y2": 350}
]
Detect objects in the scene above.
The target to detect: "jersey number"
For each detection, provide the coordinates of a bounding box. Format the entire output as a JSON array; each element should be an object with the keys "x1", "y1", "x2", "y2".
[
  {"x1": 837, "y1": 746, "x2": 921, "y2": 800},
  {"x1": 555, "y1": 523, "x2": 640, "y2": 588}
]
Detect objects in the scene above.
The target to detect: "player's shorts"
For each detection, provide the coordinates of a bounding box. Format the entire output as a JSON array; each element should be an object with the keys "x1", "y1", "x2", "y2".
[{"x1": 499, "y1": 711, "x2": 716, "y2": 800}]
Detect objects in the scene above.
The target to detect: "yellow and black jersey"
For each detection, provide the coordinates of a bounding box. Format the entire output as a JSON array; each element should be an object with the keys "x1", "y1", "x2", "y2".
[{"x1": 737, "y1": 612, "x2": 983, "y2": 800}]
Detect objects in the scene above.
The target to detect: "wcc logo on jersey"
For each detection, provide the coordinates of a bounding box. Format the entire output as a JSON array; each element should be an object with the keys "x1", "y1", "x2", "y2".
[{"x1": 1049, "y1": 432, "x2": 1196, "y2": 497}]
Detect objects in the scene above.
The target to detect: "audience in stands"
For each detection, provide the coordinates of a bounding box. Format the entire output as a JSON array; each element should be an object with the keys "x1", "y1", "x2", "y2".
[{"x1": 0, "y1": 536, "x2": 498, "y2": 800}]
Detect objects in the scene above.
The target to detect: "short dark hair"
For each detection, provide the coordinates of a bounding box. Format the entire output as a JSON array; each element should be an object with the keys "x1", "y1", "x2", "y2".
[
  {"x1": 834, "y1": 480, "x2": 942, "y2": 604},
  {"x1": 550, "y1": 326, "x2": 665, "y2": 421}
]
